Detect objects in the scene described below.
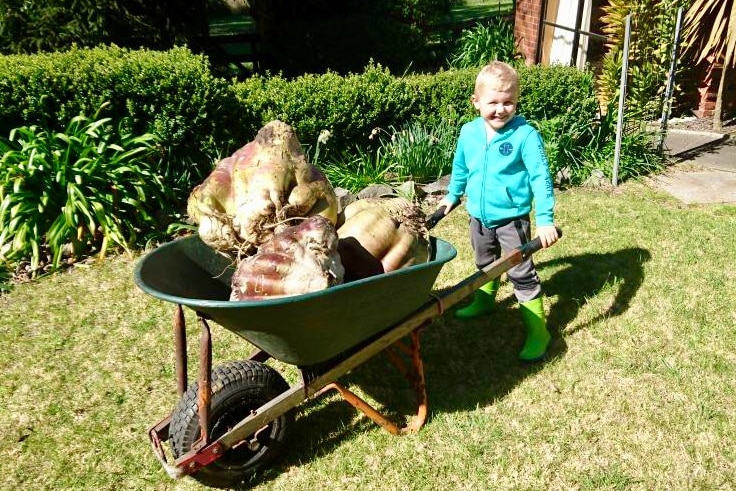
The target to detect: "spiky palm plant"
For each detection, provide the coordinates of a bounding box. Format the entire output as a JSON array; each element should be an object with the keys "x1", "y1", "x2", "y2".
[
  {"x1": 683, "y1": 0, "x2": 736, "y2": 129},
  {"x1": 598, "y1": 0, "x2": 689, "y2": 119}
]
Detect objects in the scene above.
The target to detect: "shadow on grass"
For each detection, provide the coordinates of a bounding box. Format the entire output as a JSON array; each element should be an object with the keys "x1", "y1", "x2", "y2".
[
  {"x1": 232, "y1": 247, "x2": 651, "y2": 487},
  {"x1": 543, "y1": 247, "x2": 652, "y2": 337},
  {"x1": 347, "y1": 247, "x2": 652, "y2": 416}
]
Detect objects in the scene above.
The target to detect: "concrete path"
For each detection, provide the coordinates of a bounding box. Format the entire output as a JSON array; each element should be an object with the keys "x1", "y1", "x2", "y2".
[{"x1": 652, "y1": 129, "x2": 736, "y2": 204}]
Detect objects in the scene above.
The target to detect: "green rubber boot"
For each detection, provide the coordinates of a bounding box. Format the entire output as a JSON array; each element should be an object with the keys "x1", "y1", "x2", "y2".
[
  {"x1": 518, "y1": 297, "x2": 551, "y2": 362},
  {"x1": 455, "y1": 279, "x2": 500, "y2": 320}
]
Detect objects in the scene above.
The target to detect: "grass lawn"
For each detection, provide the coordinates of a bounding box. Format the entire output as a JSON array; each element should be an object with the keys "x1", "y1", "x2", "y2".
[
  {"x1": 449, "y1": 0, "x2": 514, "y2": 22},
  {"x1": 2, "y1": 181, "x2": 735, "y2": 490}
]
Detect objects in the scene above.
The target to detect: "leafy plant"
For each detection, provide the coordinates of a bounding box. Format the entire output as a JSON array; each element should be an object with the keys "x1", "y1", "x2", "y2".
[
  {"x1": 597, "y1": 0, "x2": 689, "y2": 119},
  {"x1": 0, "y1": 104, "x2": 167, "y2": 276},
  {"x1": 316, "y1": 119, "x2": 458, "y2": 194},
  {"x1": 448, "y1": 18, "x2": 521, "y2": 69},
  {"x1": 318, "y1": 146, "x2": 401, "y2": 193},
  {"x1": 0, "y1": 0, "x2": 207, "y2": 55},
  {"x1": 369, "y1": 119, "x2": 458, "y2": 183},
  {"x1": 534, "y1": 100, "x2": 664, "y2": 186}
]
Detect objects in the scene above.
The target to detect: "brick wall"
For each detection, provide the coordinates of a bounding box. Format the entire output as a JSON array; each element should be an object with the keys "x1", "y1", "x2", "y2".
[
  {"x1": 693, "y1": 60, "x2": 735, "y2": 118},
  {"x1": 515, "y1": 0, "x2": 544, "y2": 65}
]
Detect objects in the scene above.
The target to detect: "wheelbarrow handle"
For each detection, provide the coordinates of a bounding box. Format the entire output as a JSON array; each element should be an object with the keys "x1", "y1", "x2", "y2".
[
  {"x1": 425, "y1": 206, "x2": 448, "y2": 230},
  {"x1": 523, "y1": 227, "x2": 563, "y2": 256},
  {"x1": 427, "y1": 206, "x2": 563, "y2": 252}
]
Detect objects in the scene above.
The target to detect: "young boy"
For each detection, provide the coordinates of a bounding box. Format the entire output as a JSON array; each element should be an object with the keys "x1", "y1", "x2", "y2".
[{"x1": 437, "y1": 61, "x2": 559, "y2": 362}]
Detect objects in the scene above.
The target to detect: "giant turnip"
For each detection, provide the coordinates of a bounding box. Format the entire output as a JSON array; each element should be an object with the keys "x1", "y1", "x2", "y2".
[
  {"x1": 230, "y1": 215, "x2": 344, "y2": 300},
  {"x1": 337, "y1": 197, "x2": 430, "y2": 281},
  {"x1": 188, "y1": 121, "x2": 339, "y2": 255}
]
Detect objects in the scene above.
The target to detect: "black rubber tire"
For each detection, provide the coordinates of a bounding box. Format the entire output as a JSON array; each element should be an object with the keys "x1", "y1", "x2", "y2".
[{"x1": 169, "y1": 360, "x2": 293, "y2": 489}]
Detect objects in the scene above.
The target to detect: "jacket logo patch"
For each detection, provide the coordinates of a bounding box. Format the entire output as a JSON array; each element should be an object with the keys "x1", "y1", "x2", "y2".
[{"x1": 499, "y1": 142, "x2": 513, "y2": 156}]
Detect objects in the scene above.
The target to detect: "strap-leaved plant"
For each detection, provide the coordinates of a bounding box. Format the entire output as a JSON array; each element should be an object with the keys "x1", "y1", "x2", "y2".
[{"x1": 0, "y1": 103, "x2": 166, "y2": 276}]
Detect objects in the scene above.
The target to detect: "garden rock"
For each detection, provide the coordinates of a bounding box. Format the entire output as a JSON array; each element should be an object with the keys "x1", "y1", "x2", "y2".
[
  {"x1": 396, "y1": 180, "x2": 427, "y2": 202},
  {"x1": 583, "y1": 169, "x2": 611, "y2": 188},
  {"x1": 334, "y1": 187, "x2": 357, "y2": 214},
  {"x1": 420, "y1": 175, "x2": 451, "y2": 196},
  {"x1": 358, "y1": 184, "x2": 397, "y2": 199}
]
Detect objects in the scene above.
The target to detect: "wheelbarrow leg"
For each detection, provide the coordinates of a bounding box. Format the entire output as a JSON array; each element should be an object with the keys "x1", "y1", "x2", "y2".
[
  {"x1": 321, "y1": 382, "x2": 404, "y2": 436},
  {"x1": 174, "y1": 304, "x2": 187, "y2": 396},
  {"x1": 196, "y1": 315, "x2": 213, "y2": 447},
  {"x1": 314, "y1": 324, "x2": 430, "y2": 436},
  {"x1": 383, "y1": 327, "x2": 428, "y2": 434}
]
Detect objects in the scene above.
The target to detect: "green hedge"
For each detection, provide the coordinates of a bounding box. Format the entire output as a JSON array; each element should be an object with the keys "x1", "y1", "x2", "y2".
[
  {"x1": 232, "y1": 64, "x2": 418, "y2": 149},
  {"x1": 518, "y1": 64, "x2": 599, "y2": 128},
  {"x1": 0, "y1": 45, "x2": 242, "y2": 180},
  {"x1": 233, "y1": 64, "x2": 599, "y2": 152},
  {"x1": 0, "y1": 46, "x2": 599, "y2": 179}
]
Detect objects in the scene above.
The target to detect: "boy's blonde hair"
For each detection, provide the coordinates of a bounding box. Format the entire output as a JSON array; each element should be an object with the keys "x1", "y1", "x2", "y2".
[{"x1": 474, "y1": 61, "x2": 519, "y2": 95}]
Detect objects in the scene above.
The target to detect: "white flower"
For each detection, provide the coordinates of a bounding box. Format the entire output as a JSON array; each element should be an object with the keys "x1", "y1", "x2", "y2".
[
  {"x1": 317, "y1": 129, "x2": 331, "y2": 145},
  {"x1": 369, "y1": 127, "x2": 380, "y2": 140}
]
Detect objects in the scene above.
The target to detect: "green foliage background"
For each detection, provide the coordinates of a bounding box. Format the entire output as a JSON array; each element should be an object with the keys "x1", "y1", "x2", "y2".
[
  {"x1": 0, "y1": 46, "x2": 241, "y2": 182},
  {"x1": 597, "y1": 0, "x2": 692, "y2": 117},
  {"x1": 0, "y1": 0, "x2": 208, "y2": 54},
  {"x1": 0, "y1": 45, "x2": 663, "y2": 278},
  {"x1": 0, "y1": 45, "x2": 598, "y2": 181}
]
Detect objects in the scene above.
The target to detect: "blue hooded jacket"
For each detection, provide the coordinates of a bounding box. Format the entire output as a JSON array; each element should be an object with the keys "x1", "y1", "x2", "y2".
[{"x1": 446, "y1": 115, "x2": 555, "y2": 228}]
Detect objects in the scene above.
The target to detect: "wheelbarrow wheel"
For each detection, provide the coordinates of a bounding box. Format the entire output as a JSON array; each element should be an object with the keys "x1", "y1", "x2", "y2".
[{"x1": 169, "y1": 360, "x2": 293, "y2": 489}]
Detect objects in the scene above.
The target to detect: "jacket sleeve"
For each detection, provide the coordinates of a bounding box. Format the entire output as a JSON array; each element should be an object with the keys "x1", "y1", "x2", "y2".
[
  {"x1": 521, "y1": 129, "x2": 555, "y2": 226},
  {"x1": 446, "y1": 125, "x2": 470, "y2": 205}
]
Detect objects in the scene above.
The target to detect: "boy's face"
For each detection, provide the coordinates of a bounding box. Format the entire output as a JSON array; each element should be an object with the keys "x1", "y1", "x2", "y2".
[{"x1": 472, "y1": 84, "x2": 518, "y2": 131}]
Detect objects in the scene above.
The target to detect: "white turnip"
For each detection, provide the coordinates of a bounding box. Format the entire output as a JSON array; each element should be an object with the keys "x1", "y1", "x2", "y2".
[
  {"x1": 337, "y1": 197, "x2": 430, "y2": 281},
  {"x1": 230, "y1": 215, "x2": 344, "y2": 299},
  {"x1": 187, "y1": 120, "x2": 339, "y2": 254}
]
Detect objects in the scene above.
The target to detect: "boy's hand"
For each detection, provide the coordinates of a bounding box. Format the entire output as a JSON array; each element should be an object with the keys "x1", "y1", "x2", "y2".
[
  {"x1": 426, "y1": 196, "x2": 458, "y2": 229},
  {"x1": 437, "y1": 196, "x2": 457, "y2": 214},
  {"x1": 536, "y1": 225, "x2": 559, "y2": 248}
]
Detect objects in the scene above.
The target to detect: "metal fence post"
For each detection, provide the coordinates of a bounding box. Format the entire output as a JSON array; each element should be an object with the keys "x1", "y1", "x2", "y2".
[
  {"x1": 657, "y1": 7, "x2": 685, "y2": 153},
  {"x1": 612, "y1": 14, "x2": 631, "y2": 187}
]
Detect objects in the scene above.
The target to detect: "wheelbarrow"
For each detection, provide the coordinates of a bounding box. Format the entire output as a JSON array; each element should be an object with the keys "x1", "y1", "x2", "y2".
[{"x1": 134, "y1": 210, "x2": 558, "y2": 488}]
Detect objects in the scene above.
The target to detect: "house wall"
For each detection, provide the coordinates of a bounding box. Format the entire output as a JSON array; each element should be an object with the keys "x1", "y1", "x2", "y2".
[
  {"x1": 693, "y1": 62, "x2": 736, "y2": 118},
  {"x1": 515, "y1": 0, "x2": 544, "y2": 65}
]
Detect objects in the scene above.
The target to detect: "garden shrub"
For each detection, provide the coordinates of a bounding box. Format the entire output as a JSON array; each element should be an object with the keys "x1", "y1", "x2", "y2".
[
  {"x1": 0, "y1": 46, "x2": 602, "y2": 193},
  {"x1": 0, "y1": 45, "x2": 242, "y2": 182},
  {"x1": 404, "y1": 69, "x2": 478, "y2": 127},
  {"x1": 250, "y1": 0, "x2": 452, "y2": 75},
  {"x1": 517, "y1": 65, "x2": 602, "y2": 183},
  {"x1": 447, "y1": 18, "x2": 521, "y2": 69},
  {"x1": 0, "y1": 47, "x2": 600, "y2": 178},
  {"x1": 189, "y1": 61, "x2": 600, "y2": 178},
  {"x1": 0, "y1": 0, "x2": 207, "y2": 55},
  {"x1": 0, "y1": 105, "x2": 168, "y2": 276},
  {"x1": 517, "y1": 64, "x2": 599, "y2": 125},
  {"x1": 258, "y1": 16, "x2": 432, "y2": 76},
  {"x1": 233, "y1": 63, "x2": 417, "y2": 153}
]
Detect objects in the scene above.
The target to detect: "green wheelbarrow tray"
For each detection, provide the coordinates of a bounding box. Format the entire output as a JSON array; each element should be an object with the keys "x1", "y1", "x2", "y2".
[{"x1": 134, "y1": 234, "x2": 458, "y2": 366}]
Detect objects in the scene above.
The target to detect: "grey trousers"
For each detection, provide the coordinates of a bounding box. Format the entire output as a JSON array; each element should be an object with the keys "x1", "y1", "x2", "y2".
[{"x1": 469, "y1": 215, "x2": 542, "y2": 302}]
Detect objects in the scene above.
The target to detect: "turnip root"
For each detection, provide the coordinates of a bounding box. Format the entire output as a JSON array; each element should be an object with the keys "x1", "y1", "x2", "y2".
[
  {"x1": 230, "y1": 215, "x2": 345, "y2": 299},
  {"x1": 337, "y1": 197, "x2": 430, "y2": 281},
  {"x1": 187, "y1": 121, "x2": 339, "y2": 254},
  {"x1": 185, "y1": 155, "x2": 237, "y2": 251}
]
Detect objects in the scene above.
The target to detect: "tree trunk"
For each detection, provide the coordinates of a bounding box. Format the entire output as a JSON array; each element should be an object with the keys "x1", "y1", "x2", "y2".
[{"x1": 713, "y1": 65, "x2": 724, "y2": 130}]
